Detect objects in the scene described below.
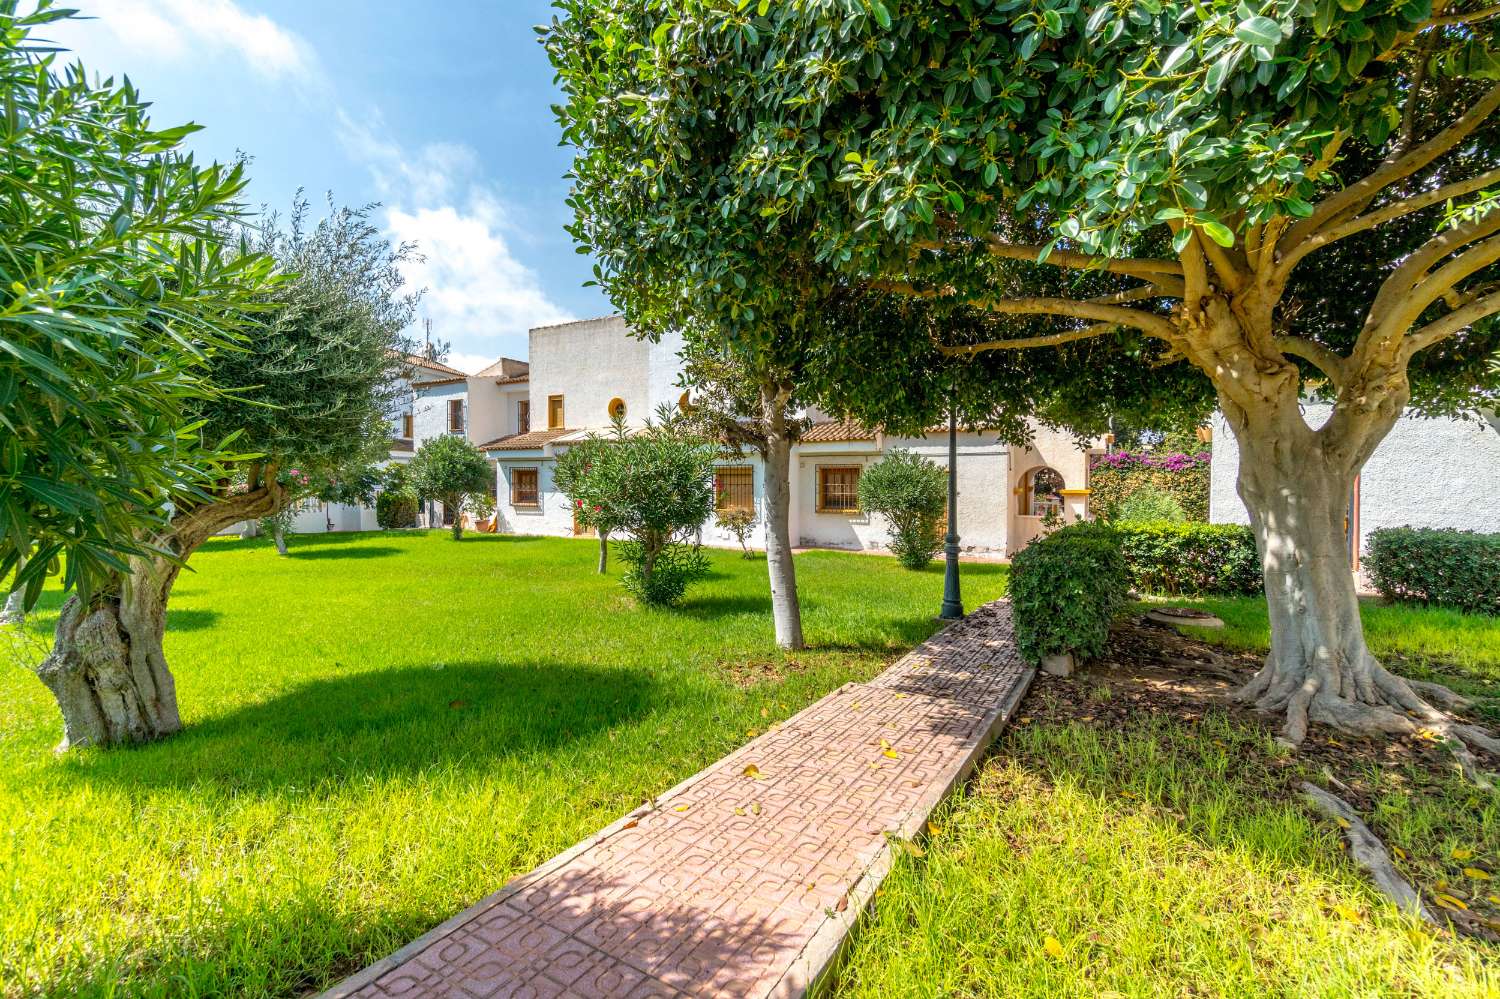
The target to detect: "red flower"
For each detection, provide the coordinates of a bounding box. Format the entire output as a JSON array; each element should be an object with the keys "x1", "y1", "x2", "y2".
[
  {"x1": 593, "y1": 505, "x2": 601, "y2": 512},
  {"x1": 576, "y1": 499, "x2": 583, "y2": 507}
]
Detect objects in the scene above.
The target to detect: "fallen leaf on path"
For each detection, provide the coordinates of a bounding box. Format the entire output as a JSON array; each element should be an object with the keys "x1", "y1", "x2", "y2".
[
  {"x1": 673, "y1": 804, "x2": 690, "y2": 812},
  {"x1": 742, "y1": 764, "x2": 764, "y2": 780}
]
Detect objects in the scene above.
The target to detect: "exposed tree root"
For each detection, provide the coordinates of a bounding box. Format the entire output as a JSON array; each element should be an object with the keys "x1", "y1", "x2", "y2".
[
  {"x1": 1300, "y1": 782, "x2": 1438, "y2": 926},
  {"x1": 1238, "y1": 656, "x2": 1498, "y2": 788}
]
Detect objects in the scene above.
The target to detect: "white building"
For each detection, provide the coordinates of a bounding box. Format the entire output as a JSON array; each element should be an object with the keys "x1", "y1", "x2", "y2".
[
  {"x1": 1209, "y1": 405, "x2": 1500, "y2": 568},
  {"x1": 481, "y1": 316, "x2": 1101, "y2": 556}
]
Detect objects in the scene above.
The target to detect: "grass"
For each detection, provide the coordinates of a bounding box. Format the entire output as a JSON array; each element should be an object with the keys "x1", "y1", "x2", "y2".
[
  {"x1": 0, "y1": 530, "x2": 1008, "y2": 999},
  {"x1": 833, "y1": 599, "x2": 1500, "y2": 999}
]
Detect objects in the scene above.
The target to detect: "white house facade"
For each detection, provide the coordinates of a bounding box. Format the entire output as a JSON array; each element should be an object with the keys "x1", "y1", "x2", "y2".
[
  {"x1": 1209, "y1": 404, "x2": 1500, "y2": 567},
  {"x1": 481, "y1": 316, "x2": 1100, "y2": 557}
]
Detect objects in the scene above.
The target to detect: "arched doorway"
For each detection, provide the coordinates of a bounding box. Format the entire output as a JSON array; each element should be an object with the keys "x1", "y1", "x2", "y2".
[{"x1": 1011, "y1": 466, "x2": 1065, "y2": 551}]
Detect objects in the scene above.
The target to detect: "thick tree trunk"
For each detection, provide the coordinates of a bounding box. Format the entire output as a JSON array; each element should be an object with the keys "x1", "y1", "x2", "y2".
[
  {"x1": 35, "y1": 566, "x2": 181, "y2": 750},
  {"x1": 272, "y1": 523, "x2": 288, "y2": 555},
  {"x1": 760, "y1": 387, "x2": 805, "y2": 651},
  {"x1": 33, "y1": 478, "x2": 285, "y2": 750},
  {"x1": 1226, "y1": 394, "x2": 1498, "y2": 778}
]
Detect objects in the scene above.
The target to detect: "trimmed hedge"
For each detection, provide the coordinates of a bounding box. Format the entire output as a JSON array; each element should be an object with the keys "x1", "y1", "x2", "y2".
[
  {"x1": 1010, "y1": 523, "x2": 1130, "y2": 665},
  {"x1": 1112, "y1": 522, "x2": 1262, "y2": 596},
  {"x1": 1365, "y1": 527, "x2": 1500, "y2": 615}
]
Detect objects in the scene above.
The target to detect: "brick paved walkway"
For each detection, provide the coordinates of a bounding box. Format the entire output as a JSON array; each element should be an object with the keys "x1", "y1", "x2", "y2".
[{"x1": 321, "y1": 600, "x2": 1033, "y2": 999}]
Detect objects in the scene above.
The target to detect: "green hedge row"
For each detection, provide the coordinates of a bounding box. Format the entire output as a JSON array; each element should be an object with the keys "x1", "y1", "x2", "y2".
[
  {"x1": 1010, "y1": 523, "x2": 1130, "y2": 665},
  {"x1": 1112, "y1": 522, "x2": 1262, "y2": 596},
  {"x1": 1365, "y1": 527, "x2": 1500, "y2": 615}
]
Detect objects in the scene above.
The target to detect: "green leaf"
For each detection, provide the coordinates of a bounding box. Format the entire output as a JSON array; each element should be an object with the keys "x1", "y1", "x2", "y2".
[
  {"x1": 1234, "y1": 16, "x2": 1282, "y2": 48},
  {"x1": 1200, "y1": 220, "x2": 1235, "y2": 247},
  {"x1": 869, "y1": 1, "x2": 891, "y2": 30}
]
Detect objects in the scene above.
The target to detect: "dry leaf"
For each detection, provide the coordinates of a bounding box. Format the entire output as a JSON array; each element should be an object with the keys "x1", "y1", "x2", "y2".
[
  {"x1": 734, "y1": 807, "x2": 746, "y2": 816},
  {"x1": 1333, "y1": 904, "x2": 1363, "y2": 924},
  {"x1": 1435, "y1": 893, "x2": 1469, "y2": 911},
  {"x1": 448, "y1": 699, "x2": 467, "y2": 710},
  {"x1": 1452, "y1": 847, "x2": 1475, "y2": 861},
  {"x1": 673, "y1": 804, "x2": 690, "y2": 812},
  {"x1": 622, "y1": 819, "x2": 638, "y2": 830},
  {"x1": 927, "y1": 821, "x2": 942, "y2": 837},
  {"x1": 743, "y1": 764, "x2": 764, "y2": 780},
  {"x1": 760, "y1": 707, "x2": 769, "y2": 718},
  {"x1": 1392, "y1": 845, "x2": 1407, "y2": 860},
  {"x1": 1043, "y1": 936, "x2": 1064, "y2": 959},
  {"x1": 747, "y1": 729, "x2": 758, "y2": 738},
  {"x1": 1488, "y1": 894, "x2": 1500, "y2": 905},
  {"x1": 1463, "y1": 867, "x2": 1491, "y2": 880},
  {"x1": 836, "y1": 892, "x2": 849, "y2": 912},
  {"x1": 1334, "y1": 816, "x2": 1352, "y2": 830},
  {"x1": 750, "y1": 802, "x2": 762, "y2": 815}
]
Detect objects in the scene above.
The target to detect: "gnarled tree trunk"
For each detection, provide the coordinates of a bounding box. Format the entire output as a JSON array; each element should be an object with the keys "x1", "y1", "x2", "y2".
[
  {"x1": 761, "y1": 386, "x2": 805, "y2": 651},
  {"x1": 1224, "y1": 383, "x2": 1498, "y2": 779},
  {"x1": 33, "y1": 476, "x2": 285, "y2": 750}
]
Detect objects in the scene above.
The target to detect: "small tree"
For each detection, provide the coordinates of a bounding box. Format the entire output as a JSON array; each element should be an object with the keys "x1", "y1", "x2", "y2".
[
  {"x1": 554, "y1": 425, "x2": 627, "y2": 573},
  {"x1": 858, "y1": 450, "x2": 948, "y2": 570},
  {"x1": 409, "y1": 436, "x2": 491, "y2": 540},
  {"x1": 557, "y1": 407, "x2": 717, "y2": 605},
  {"x1": 715, "y1": 508, "x2": 757, "y2": 559}
]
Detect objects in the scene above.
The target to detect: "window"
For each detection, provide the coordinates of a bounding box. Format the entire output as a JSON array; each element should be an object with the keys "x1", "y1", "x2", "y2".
[
  {"x1": 510, "y1": 468, "x2": 539, "y2": 507},
  {"x1": 548, "y1": 395, "x2": 565, "y2": 429},
  {"x1": 817, "y1": 466, "x2": 861, "y2": 514},
  {"x1": 448, "y1": 399, "x2": 465, "y2": 433},
  {"x1": 1020, "y1": 467, "x2": 1064, "y2": 517},
  {"x1": 714, "y1": 466, "x2": 754, "y2": 513},
  {"x1": 401, "y1": 411, "x2": 413, "y2": 439},
  {"x1": 517, "y1": 400, "x2": 530, "y2": 434},
  {"x1": 608, "y1": 397, "x2": 627, "y2": 421}
]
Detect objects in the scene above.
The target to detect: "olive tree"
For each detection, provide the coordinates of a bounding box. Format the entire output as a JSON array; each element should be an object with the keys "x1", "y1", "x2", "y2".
[
  {"x1": 408, "y1": 435, "x2": 492, "y2": 540},
  {"x1": 545, "y1": 0, "x2": 1500, "y2": 774},
  {"x1": 37, "y1": 199, "x2": 417, "y2": 749}
]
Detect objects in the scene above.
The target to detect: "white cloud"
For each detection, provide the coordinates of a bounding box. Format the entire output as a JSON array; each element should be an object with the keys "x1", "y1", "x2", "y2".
[
  {"x1": 339, "y1": 114, "x2": 575, "y2": 361},
  {"x1": 445, "y1": 352, "x2": 504, "y2": 376},
  {"x1": 51, "y1": 0, "x2": 318, "y2": 83}
]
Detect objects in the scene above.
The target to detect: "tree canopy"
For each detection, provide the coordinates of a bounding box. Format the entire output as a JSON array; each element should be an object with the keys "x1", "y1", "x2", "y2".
[{"x1": 0, "y1": 2, "x2": 275, "y2": 607}]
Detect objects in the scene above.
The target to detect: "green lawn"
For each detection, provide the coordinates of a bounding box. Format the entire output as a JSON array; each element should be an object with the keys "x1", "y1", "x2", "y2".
[
  {"x1": 833, "y1": 597, "x2": 1500, "y2": 999},
  {"x1": 0, "y1": 531, "x2": 1009, "y2": 999}
]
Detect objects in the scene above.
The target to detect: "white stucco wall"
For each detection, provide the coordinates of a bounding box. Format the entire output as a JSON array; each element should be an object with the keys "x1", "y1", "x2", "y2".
[
  {"x1": 1210, "y1": 405, "x2": 1500, "y2": 552},
  {"x1": 412, "y1": 382, "x2": 468, "y2": 446},
  {"x1": 529, "y1": 316, "x2": 656, "y2": 430}
]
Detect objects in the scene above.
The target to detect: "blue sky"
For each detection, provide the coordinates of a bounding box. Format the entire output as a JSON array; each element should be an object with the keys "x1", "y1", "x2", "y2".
[{"x1": 47, "y1": 1, "x2": 612, "y2": 372}]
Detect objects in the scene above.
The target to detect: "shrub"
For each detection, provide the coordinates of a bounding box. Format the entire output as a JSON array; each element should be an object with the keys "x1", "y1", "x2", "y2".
[
  {"x1": 1365, "y1": 527, "x2": 1500, "y2": 615},
  {"x1": 1112, "y1": 484, "x2": 1187, "y2": 524},
  {"x1": 858, "y1": 449, "x2": 947, "y2": 570},
  {"x1": 1111, "y1": 522, "x2": 1261, "y2": 596},
  {"x1": 1010, "y1": 523, "x2": 1130, "y2": 665},
  {"x1": 715, "y1": 508, "x2": 758, "y2": 557},
  {"x1": 555, "y1": 407, "x2": 717, "y2": 606},
  {"x1": 375, "y1": 489, "x2": 418, "y2": 529}
]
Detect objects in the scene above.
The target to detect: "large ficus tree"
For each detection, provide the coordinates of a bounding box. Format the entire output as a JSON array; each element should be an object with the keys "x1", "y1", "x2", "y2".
[
  {"x1": 36, "y1": 199, "x2": 417, "y2": 750},
  {"x1": 547, "y1": 0, "x2": 1500, "y2": 772},
  {"x1": 0, "y1": 2, "x2": 275, "y2": 610}
]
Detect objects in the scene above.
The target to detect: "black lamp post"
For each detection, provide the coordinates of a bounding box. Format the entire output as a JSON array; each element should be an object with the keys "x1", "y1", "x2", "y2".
[{"x1": 940, "y1": 403, "x2": 964, "y2": 620}]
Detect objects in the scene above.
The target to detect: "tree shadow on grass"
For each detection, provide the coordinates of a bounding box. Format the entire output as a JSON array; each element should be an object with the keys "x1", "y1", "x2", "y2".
[
  {"x1": 284, "y1": 545, "x2": 403, "y2": 561},
  {"x1": 62, "y1": 660, "x2": 665, "y2": 794},
  {"x1": 163, "y1": 608, "x2": 220, "y2": 632}
]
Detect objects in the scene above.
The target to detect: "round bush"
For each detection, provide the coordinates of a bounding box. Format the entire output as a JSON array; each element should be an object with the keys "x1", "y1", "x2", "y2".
[
  {"x1": 376, "y1": 489, "x2": 418, "y2": 529},
  {"x1": 1113, "y1": 484, "x2": 1187, "y2": 524}
]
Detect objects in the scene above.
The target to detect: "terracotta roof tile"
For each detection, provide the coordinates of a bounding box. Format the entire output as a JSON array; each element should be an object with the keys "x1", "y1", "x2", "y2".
[
  {"x1": 400, "y1": 353, "x2": 467, "y2": 378},
  {"x1": 800, "y1": 419, "x2": 877, "y2": 443},
  {"x1": 494, "y1": 374, "x2": 530, "y2": 385},
  {"x1": 417, "y1": 375, "x2": 469, "y2": 388},
  {"x1": 478, "y1": 428, "x2": 576, "y2": 451}
]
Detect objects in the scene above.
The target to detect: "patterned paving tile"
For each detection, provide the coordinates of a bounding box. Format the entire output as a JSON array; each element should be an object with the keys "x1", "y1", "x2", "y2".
[{"x1": 322, "y1": 600, "x2": 1032, "y2": 999}]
